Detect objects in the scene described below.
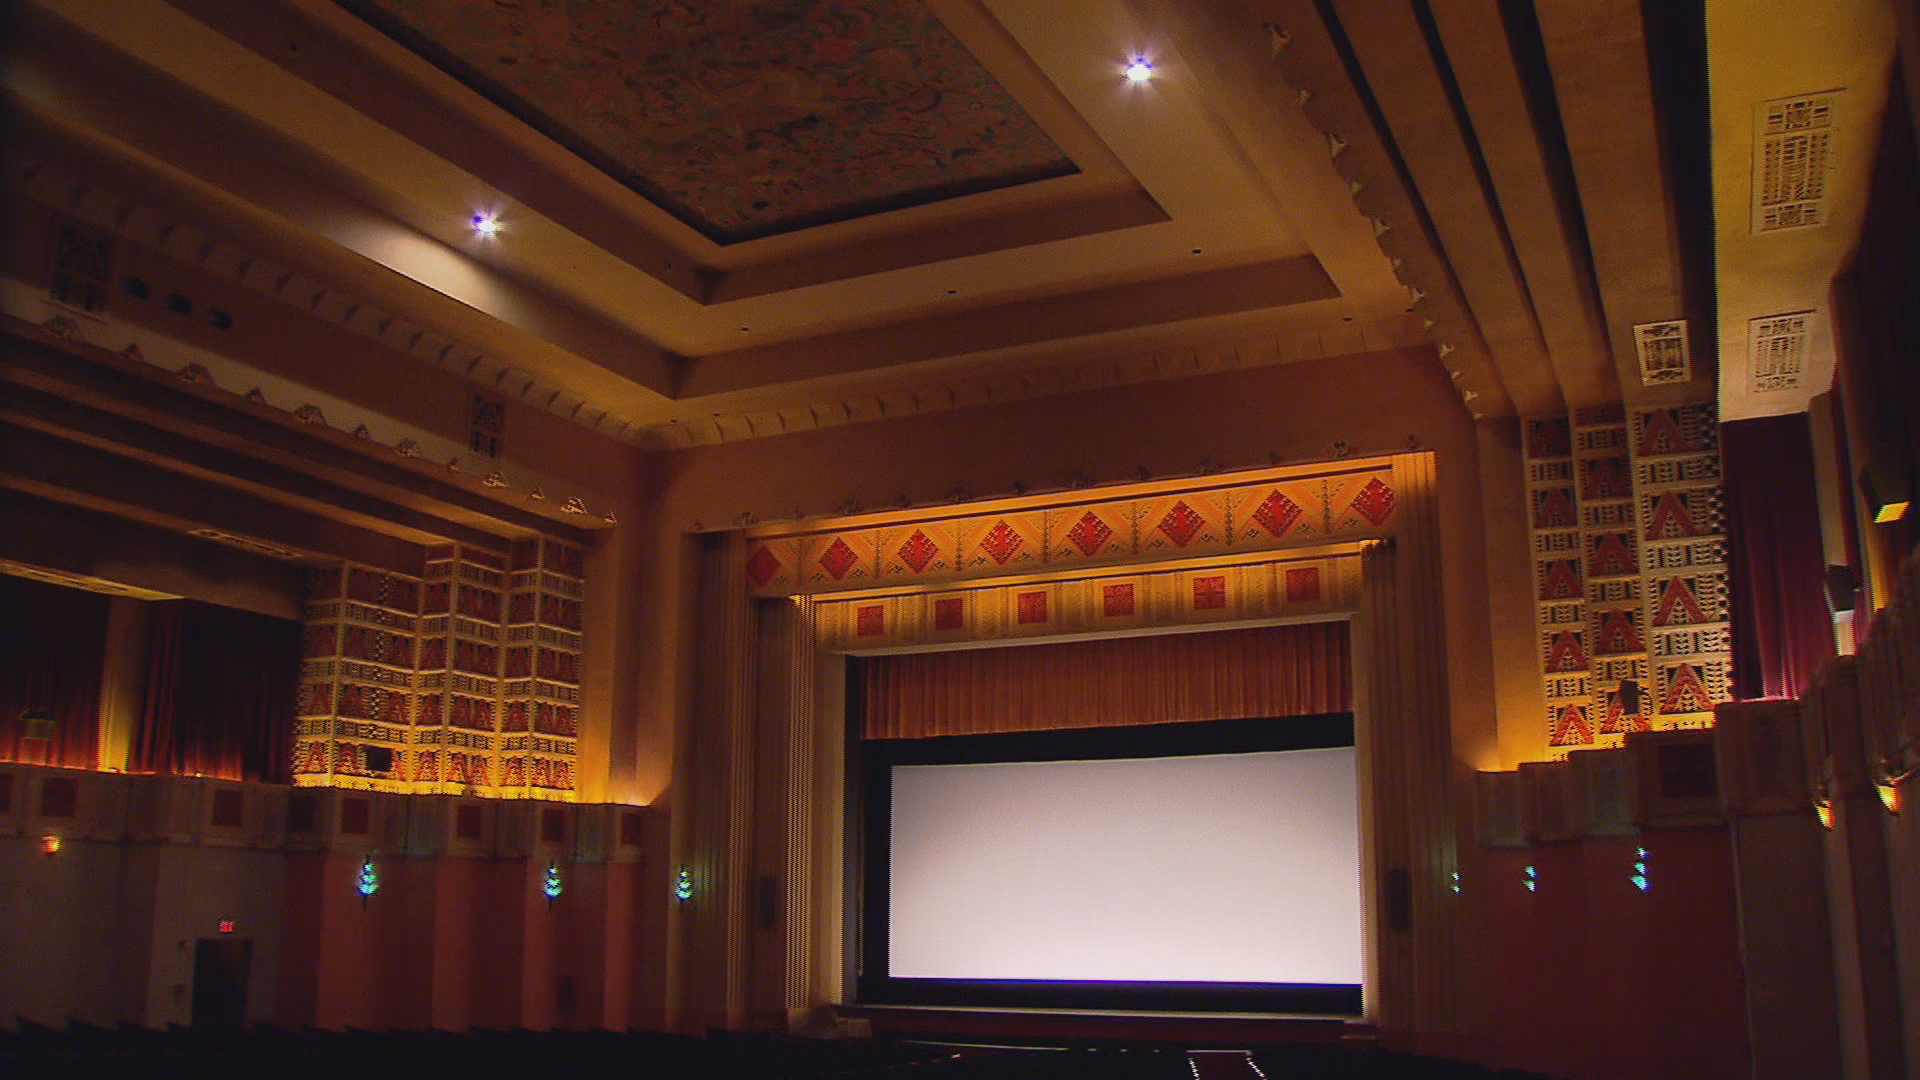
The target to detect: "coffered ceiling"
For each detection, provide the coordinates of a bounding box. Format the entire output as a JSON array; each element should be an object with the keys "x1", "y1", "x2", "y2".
[{"x1": 2, "y1": 0, "x2": 1892, "y2": 458}]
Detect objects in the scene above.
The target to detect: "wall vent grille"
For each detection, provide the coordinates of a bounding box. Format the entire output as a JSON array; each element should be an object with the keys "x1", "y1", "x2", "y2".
[
  {"x1": 1753, "y1": 92, "x2": 1840, "y2": 233},
  {"x1": 1632, "y1": 320, "x2": 1690, "y2": 386},
  {"x1": 1746, "y1": 311, "x2": 1813, "y2": 393}
]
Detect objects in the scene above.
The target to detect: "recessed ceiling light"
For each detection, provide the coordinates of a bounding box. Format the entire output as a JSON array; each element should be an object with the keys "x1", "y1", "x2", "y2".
[
  {"x1": 1124, "y1": 57, "x2": 1154, "y2": 83},
  {"x1": 471, "y1": 213, "x2": 501, "y2": 237}
]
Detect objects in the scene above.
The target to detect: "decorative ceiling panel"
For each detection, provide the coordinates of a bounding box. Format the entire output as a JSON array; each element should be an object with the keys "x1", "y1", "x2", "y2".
[{"x1": 339, "y1": 0, "x2": 1077, "y2": 243}]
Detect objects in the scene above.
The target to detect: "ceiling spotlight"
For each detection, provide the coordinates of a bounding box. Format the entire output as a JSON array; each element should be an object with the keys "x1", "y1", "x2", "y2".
[
  {"x1": 1124, "y1": 57, "x2": 1154, "y2": 83},
  {"x1": 471, "y1": 213, "x2": 501, "y2": 237}
]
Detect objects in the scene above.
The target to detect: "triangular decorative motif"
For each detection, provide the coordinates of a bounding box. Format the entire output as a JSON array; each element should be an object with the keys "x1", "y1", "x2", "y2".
[
  {"x1": 1635, "y1": 408, "x2": 1701, "y2": 457},
  {"x1": 1594, "y1": 610, "x2": 1644, "y2": 654},
  {"x1": 1588, "y1": 533, "x2": 1636, "y2": 577},
  {"x1": 1652, "y1": 577, "x2": 1708, "y2": 627},
  {"x1": 1645, "y1": 492, "x2": 1699, "y2": 539},
  {"x1": 1539, "y1": 560, "x2": 1583, "y2": 601},
  {"x1": 1545, "y1": 631, "x2": 1589, "y2": 672},
  {"x1": 1580, "y1": 457, "x2": 1631, "y2": 500},
  {"x1": 1661, "y1": 664, "x2": 1714, "y2": 714},
  {"x1": 1532, "y1": 488, "x2": 1576, "y2": 529},
  {"x1": 1551, "y1": 704, "x2": 1594, "y2": 746}
]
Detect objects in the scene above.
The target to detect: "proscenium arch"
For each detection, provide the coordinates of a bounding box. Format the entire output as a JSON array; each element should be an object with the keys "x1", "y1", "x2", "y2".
[{"x1": 672, "y1": 453, "x2": 1457, "y2": 1037}]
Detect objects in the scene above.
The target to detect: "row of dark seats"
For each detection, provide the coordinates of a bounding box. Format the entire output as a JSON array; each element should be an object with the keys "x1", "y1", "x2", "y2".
[
  {"x1": 1251, "y1": 1042, "x2": 1558, "y2": 1080},
  {"x1": 0, "y1": 1021, "x2": 1191, "y2": 1080},
  {"x1": 1, "y1": 1020, "x2": 1556, "y2": 1080}
]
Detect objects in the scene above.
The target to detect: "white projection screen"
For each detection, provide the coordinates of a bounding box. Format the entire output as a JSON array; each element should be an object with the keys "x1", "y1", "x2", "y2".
[{"x1": 886, "y1": 745, "x2": 1362, "y2": 986}]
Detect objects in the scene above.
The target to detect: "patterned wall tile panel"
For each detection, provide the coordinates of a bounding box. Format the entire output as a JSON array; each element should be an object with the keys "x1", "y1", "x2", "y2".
[
  {"x1": 294, "y1": 563, "x2": 420, "y2": 794},
  {"x1": 1574, "y1": 404, "x2": 1645, "y2": 745},
  {"x1": 1631, "y1": 403, "x2": 1729, "y2": 730},
  {"x1": 1524, "y1": 416, "x2": 1594, "y2": 748},
  {"x1": 743, "y1": 462, "x2": 1397, "y2": 598},
  {"x1": 294, "y1": 540, "x2": 581, "y2": 802}
]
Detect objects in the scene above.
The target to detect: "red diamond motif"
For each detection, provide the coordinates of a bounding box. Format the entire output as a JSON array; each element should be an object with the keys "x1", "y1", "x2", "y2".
[
  {"x1": 1157, "y1": 501, "x2": 1204, "y2": 547},
  {"x1": 897, "y1": 529, "x2": 939, "y2": 574},
  {"x1": 1350, "y1": 478, "x2": 1397, "y2": 526},
  {"x1": 745, "y1": 545, "x2": 782, "y2": 588},
  {"x1": 1103, "y1": 583, "x2": 1135, "y2": 617},
  {"x1": 1066, "y1": 511, "x2": 1114, "y2": 557},
  {"x1": 1253, "y1": 490, "x2": 1304, "y2": 538},
  {"x1": 933, "y1": 597, "x2": 965, "y2": 630},
  {"x1": 818, "y1": 538, "x2": 858, "y2": 580},
  {"x1": 979, "y1": 520, "x2": 1024, "y2": 564}
]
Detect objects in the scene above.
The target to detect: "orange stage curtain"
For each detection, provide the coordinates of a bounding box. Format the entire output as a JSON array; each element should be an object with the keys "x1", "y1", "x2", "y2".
[
  {"x1": 0, "y1": 573, "x2": 107, "y2": 768},
  {"x1": 858, "y1": 621, "x2": 1350, "y2": 740}
]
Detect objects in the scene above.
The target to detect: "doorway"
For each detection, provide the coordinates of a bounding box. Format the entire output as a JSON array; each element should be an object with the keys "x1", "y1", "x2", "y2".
[{"x1": 191, "y1": 937, "x2": 251, "y2": 1029}]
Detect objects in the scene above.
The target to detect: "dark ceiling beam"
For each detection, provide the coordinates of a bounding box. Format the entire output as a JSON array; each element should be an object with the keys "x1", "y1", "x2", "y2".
[
  {"x1": 1534, "y1": 0, "x2": 1710, "y2": 407},
  {"x1": 0, "y1": 488, "x2": 308, "y2": 621},
  {"x1": 0, "y1": 423, "x2": 424, "y2": 574},
  {"x1": 676, "y1": 254, "x2": 1341, "y2": 399},
  {"x1": 1426, "y1": 0, "x2": 1616, "y2": 412},
  {"x1": 1, "y1": 326, "x2": 595, "y2": 546},
  {"x1": 6, "y1": 4, "x2": 680, "y2": 404},
  {"x1": 1243, "y1": 0, "x2": 1514, "y2": 418},
  {"x1": 1329, "y1": 0, "x2": 1561, "y2": 418}
]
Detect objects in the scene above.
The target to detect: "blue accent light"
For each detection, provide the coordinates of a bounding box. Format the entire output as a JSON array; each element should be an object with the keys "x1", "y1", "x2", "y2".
[
  {"x1": 1632, "y1": 846, "x2": 1650, "y2": 891},
  {"x1": 357, "y1": 857, "x2": 379, "y2": 899},
  {"x1": 1523, "y1": 864, "x2": 1537, "y2": 892},
  {"x1": 543, "y1": 863, "x2": 563, "y2": 900},
  {"x1": 675, "y1": 866, "x2": 694, "y2": 902},
  {"x1": 1450, "y1": 871, "x2": 1462, "y2": 895}
]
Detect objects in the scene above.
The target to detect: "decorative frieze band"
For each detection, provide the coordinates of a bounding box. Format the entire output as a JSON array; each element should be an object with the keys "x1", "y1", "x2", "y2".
[{"x1": 742, "y1": 459, "x2": 1399, "y2": 598}]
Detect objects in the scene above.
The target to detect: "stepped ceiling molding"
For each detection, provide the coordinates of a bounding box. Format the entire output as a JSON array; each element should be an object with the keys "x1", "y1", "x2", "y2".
[{"x1": 1, "y1": 0, "x2": 1891, "y2": 456}]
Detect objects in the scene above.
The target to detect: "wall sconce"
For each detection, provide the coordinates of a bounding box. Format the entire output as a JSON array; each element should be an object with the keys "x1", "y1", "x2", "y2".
[
  {"x1": 1876, "y1": 758, "x2": 1910, "y2": 815},
  {"x1": 357, "y1": 856, "x2": 379, "y2": 903},
  {"x1": 1859, "y1": 451, "x2": 1912, "y2": 523},
  {"x1": 40, "y1": 834, "x2": 61, "y2": 856},
  {"x1": 1813, "y1": 785, "x2": 1835, "y2": 830}
]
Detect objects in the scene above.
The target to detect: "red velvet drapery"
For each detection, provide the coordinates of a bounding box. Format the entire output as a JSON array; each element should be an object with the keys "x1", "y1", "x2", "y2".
[
  {"x1": 1724, "y1": 414, "x2": 1835, "y2": 699},
  {"x1": 858, "y1": 620, "x2": 1351, "y2": 740},
  {"x1": 0, "y1": 573, "x2": 107, "y2": 768},
  {"x1": 134, "y1": 599, "x2": 302, "y2": 781}
]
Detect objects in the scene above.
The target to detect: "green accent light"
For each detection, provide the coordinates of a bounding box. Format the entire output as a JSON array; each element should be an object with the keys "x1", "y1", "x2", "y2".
[
  {"x1": 1449, "y1": 871, "x2": 1461, "y2": 895},
  {"x1": 1523, "y1": 864, "x2": 1537, "y2": 892},
  {"x1": 675, "y1": 866, "x2": 693, "y2": 902},
  {"x1": 357, "y1": 857, "x2": 379, "y2": 899},
  {"x1": 543, "y1": 863, "x2": 563, "y2": 900},
  {"x1": 1632, "y1": 846, "x2": 1650, "y2": 891}
]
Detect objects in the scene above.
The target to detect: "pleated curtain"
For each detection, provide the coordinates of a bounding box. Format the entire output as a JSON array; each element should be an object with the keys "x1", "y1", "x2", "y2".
[{"x1": 859, "y1": 620, "x2": 1351, "y2": 740}]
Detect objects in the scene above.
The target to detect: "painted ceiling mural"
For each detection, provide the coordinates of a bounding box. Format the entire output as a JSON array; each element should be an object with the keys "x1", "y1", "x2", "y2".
[{"x1": 340, "y1": 0, "x2": 1078, "y2": 242}]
